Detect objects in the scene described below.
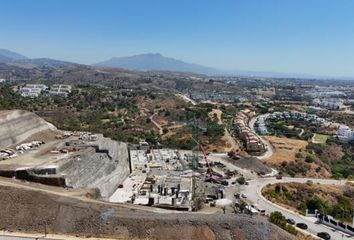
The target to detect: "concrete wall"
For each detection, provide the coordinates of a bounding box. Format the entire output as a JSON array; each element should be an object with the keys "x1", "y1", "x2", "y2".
[
  {"x1": 0, "y1": 110, "x2": 56, "y2": 148},
  {"x1": 88, "y1": 137, "x2": 130, "y2": 200},
  {"x1": 60, "y1": 137, "x2": 130, "y2": 200}
]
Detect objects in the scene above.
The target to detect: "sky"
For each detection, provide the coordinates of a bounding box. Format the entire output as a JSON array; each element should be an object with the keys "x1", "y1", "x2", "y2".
[{"x1": 1, "y1": 0, "x2": 354, "y2": 77}]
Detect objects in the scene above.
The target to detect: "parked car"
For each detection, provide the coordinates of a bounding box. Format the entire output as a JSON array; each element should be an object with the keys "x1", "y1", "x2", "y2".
[
  {"x1": 296, "y1": 223, "x2": 308, "y2": 229},
  {"x1": 317, "y1": 232, "x2": 331, "y2": 240},
  {"x1": 286, "y1": 218, "x2": 295, "y2": 225},
  {"x1": 241, "y1": 193, "x2": 247, "y2": 198}
]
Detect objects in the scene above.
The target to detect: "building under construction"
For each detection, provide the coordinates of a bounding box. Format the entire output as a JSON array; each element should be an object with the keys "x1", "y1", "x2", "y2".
[{"x1": 109, "y1": 148, "x2": 205, "y2": 211}]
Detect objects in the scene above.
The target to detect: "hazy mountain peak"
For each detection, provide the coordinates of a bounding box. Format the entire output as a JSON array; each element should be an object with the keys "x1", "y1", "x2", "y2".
[{"x1": 95, "y1": 53, "x2": 219, "y2": 75}]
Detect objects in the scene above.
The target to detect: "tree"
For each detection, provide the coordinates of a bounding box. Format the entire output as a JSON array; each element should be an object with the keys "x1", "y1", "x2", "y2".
[
  {"x1": 269, "y1": 211, "x2": 297, "y2": 235},
  {"x1": 269, "y1": 211, "x2": 286, "y2": 228},
  {"x1": 236, "y1": 176, "x2": 246, "y2": 185},
  {"x1": 239, "y1": 200, "x2": 247, "y2": 213}
]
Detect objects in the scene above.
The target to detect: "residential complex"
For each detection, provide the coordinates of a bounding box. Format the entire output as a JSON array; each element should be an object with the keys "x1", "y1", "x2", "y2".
[
  {"x1": 20, "y1": 84, "x2": 72, "y2": 97},
  {"x1": 20, "y1": 84, "x2": 48, "y2": 97},
  {"x1": 255, "y1": 111, "x2": 337, "y2": 136},
  {"x1": 49, "y1": 84, "x2": 72, "y2": 97},
  {"x1": 312, "y1": 98, "x2": 344, "y2": 110}
]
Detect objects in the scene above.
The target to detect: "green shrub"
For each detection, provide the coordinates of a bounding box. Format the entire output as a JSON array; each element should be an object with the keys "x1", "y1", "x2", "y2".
[{"x1": 236, "y1": 176, "x2": 246, "y2": 185}]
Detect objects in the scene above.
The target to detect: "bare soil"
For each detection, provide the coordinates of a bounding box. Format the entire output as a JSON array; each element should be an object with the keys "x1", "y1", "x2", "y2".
[{"x1": 0, "y1": 181, "x2": 295, "y2": 240}]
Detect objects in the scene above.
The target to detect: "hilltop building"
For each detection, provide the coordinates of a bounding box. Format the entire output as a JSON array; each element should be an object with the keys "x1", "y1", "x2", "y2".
[
  {"x1": 20, "y1": 84, "x2": 48, "y2": 97},
  {"x1": 49, "y1": 84, "x2": 72, "y2": 97},
  {"x1": 337, "y1": 125, "x2": 354, "y2": 142}
]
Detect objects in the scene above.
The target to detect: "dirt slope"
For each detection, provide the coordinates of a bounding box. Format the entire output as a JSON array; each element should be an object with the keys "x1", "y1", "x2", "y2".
[{"x1": 0, "y1": 185, "x2": 295, "y2": 240}]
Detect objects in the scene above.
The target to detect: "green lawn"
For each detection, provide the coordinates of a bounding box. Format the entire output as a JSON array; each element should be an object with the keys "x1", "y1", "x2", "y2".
[{"x1": 313, "y1": 134, "x2": 329, "y2": 144}]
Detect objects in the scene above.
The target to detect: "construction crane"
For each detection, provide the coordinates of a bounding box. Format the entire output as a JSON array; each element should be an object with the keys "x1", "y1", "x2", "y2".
[
  {"x1": 199, "y1": 144, "x2": 213, "y2": 177},
  {"x1": 189, "y1": 119, "x2": 216, "y2": 180}
]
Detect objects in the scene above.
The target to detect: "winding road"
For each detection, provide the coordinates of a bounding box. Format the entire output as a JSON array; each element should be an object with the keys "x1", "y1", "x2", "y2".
[{"x1": 242, "y1": 177, "x2": 354, "y2": 239}]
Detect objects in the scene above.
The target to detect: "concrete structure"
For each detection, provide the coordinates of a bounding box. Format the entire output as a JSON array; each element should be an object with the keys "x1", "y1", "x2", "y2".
[{"x1": 336, "y1": 125, "x2": 354, "y2": 142}]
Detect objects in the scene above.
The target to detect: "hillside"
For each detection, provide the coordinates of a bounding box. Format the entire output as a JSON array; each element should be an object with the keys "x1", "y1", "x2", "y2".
[
  {"x1": 0, "y1": 183, "x2": 296, "y2": 240},
  {"x1": 263, "y1": 182, "x2": 354, "y2": 223},
  {"x1": 0, "y1": 48, "x2": 28, "y2": 62}
]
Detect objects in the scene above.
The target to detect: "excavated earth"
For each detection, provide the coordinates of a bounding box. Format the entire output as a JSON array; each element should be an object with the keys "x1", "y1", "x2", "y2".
[
  {"x1": 0, "y1": 110, "x2": 130, "y2": 200},
  {"x1": 0, "y1": 110, "x2": 57, "y2": 148},
  {"x1": 0, "y1": 184, "x2": 296, "y2": 240}
]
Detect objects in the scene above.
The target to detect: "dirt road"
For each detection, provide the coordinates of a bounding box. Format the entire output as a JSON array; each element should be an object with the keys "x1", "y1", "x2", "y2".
[{"x1": 210, "y1": 108, "x2": 239, "y2": 152}]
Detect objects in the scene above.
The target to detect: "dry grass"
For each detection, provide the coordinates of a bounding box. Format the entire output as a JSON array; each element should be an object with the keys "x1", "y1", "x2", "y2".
[{"x1": 264, "y1": 136, "x2": 308, "y2": 165}]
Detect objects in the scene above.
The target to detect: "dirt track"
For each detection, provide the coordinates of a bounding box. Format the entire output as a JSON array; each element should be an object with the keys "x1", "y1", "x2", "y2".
[{"x1": 0, "y1": 178, "x2": 295, "y2": 240}]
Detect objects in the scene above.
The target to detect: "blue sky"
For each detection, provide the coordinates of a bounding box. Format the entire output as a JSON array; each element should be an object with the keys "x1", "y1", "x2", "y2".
[{"x1": 1, "y1": 0, "x2": 354, "y2": 77}]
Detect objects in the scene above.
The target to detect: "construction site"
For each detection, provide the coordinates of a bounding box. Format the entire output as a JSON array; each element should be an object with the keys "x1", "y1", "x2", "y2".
[
  {"x1": 0, "y1": 110, "x2": 241, "y2": 211},
  {"x1": 0, "y1": 110, "x2": 299, "y2": 240},
  {"x1": 109, "y1": 148, "x2": 206, "y2": 211}
]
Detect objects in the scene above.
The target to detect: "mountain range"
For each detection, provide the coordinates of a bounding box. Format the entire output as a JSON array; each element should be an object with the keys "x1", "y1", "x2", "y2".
[
  {"x1": 0, "y1": 48, "x2": 352, "y2": 79},
  {"x1": 0, "y1": 49, "x2": 74, "y2": 68}
]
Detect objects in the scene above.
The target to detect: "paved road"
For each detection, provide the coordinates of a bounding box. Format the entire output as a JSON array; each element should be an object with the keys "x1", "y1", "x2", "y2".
[{"x1": 242, "y1": 177, "x2": 354, "y2": 239}]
